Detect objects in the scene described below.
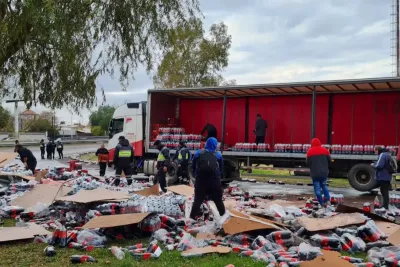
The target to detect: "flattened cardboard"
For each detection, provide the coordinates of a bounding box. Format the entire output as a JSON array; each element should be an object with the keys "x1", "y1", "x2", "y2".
[
  {"x1": 135, "y1": 184, "x2": 160, "y2": 196},
  {"x1": 223, "y1": 209, "x2": 280, "y2": 235},
  {"x1": 0, "y1": 152, "x2": 17, "y2": 167},
  {"x1": 167, "y1": 185, "x2": 194, "y2": 197},
  {"x1": 336, "y1": 204, "x2": 395, "y2": 223},
  {"x1": 11, "y1": 184, "x2": 72, "y2": 211},
  {"x1": 0, "y1": 223, "x2": 51, "y2": 243},
  {"x1": 82, "y1": 213, "x2": 150, "y2": 229},
  {"x1": 375, "y1": 221, "x2": 400, "y2": 236},
  {"x1": 387, "y1": 228, "x2": 400, "y2": 246},
  {"x1": 0, "y1": 172, "x2": 36, "y2": 181},
  {"x1": 223, "y1": 200, "x2": 237, "y2": 210},
  {"x1": 297, "y1": 213, "x2": 366, "y2": 232},
  {"x1": 262, "y1": 200, "x2": 305, "y2": 209},
  {"x1": 196, "y1": 233, "x2": 223, "y2": 240},
  {"x1": 34, "y1": 169, "x2": 48, "y2": 182},
  {"x1": 300, "y1": 250, "x2": 354, "y2": 267},
  {"x1": 181, "y1": 246, "x2": 231, "y2": 256},
  {"x1": 57, "y1": 188, "x2": 130, "y2": 203}
]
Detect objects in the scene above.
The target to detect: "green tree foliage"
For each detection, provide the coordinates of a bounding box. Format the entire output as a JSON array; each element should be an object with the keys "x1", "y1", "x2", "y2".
[
  {"x1": 153, "y1": 18, "x2": 234, "y2": 88},
  {"x1": 0, "y1": 106, "x2": 11, "y2": 129},
  {"x1": 89, "y1": 105, "x2": 115, "y2": 132},
  {"x1": 91, "y1": 126, "x2": 103, "y2": 136},
  {"x1": 0, "y1": 0, "x2": 200, "y2": 112}
]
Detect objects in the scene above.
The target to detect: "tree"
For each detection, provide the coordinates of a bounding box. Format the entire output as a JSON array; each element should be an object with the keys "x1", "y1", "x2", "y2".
[
  {"x1": 89, "y1": 105, "x2": 115, "y2": 132},
  {"x1": 0, "y1": 0, "x2": 200, "y2": 112},
  {"x1": 0, "y1": 106, "x2": 11, "y2": 129},
  {"x1": 153, "y1": 18, "x2": 233, "y2": 89},
  {"x1": 91, "y1": 126, "x2": 103, "y2": 136}
]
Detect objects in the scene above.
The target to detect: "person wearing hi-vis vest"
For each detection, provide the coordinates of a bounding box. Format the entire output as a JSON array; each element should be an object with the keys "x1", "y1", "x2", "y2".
[
  {"x1": 56, "y1": 141, "x2": 64, "y2": 159},
  {"x1": 96, "y1": 143, "x2": 109, "y2": 176},
  {"x1": 113, "y1": 136, "x2": 134, "y2": 186},
  {"x1": 153, "y1": 140, "x2": 170, "y2": 193},
  {"x1": 173, "y1": 141, "x2": 190, "y2": 180},
  {"x1": 39, "y1": 139, "x2": 45, "y2": 159}
]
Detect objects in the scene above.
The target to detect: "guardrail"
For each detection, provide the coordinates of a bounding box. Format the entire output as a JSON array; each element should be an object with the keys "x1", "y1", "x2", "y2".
[{"x1": 0, "y1": 139, "x2": 108, "y2": 147}]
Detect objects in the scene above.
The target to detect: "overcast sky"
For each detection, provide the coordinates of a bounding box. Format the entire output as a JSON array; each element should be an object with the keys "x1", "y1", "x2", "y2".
[{"x1": 3, "y1": 0, "x2": 393, "y2": 124}]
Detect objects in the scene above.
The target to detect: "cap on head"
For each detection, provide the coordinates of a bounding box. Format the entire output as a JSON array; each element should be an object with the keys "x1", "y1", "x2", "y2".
[
  {"x1": 179, "y1": 141, "x2": 186, "y2": 147},
  {"x1": 118, "y1": 136, "x2": 125, "y2": 141},
  {"x1": 256, "y1": 114, "x2": 261, "y2": 118}
]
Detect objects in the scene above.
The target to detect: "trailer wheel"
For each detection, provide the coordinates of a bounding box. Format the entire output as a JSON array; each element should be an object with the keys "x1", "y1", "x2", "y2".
[
  {"x1": 166, "y1": 162, "x2": 178, "y2": 186},
  {"x1": 348, "y1": 164, "x2": 378, "y2": 191}
]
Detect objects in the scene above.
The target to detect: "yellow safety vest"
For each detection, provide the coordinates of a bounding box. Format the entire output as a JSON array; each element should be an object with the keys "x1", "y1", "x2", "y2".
[
  {"x1": 157, "y1": 152, "x2": 165, "y2": 161},
  {"x1": 57, "y1": 145, "x2": 62, "y2": 149},
  {"x1": 118, "y1": 150, "x2": 132, "y2": 157},
  {"x1": 178, "y1": 150, "x2": 189, "y2": 160}
]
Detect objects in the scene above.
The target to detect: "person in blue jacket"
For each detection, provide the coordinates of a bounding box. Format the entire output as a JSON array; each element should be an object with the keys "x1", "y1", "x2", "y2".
[
  {"x1": 373, "y1": 146, "x2": 393, "y2": 209},
  {"x1": 190, "y1": 137, "x2": 226, "y2": 219}
]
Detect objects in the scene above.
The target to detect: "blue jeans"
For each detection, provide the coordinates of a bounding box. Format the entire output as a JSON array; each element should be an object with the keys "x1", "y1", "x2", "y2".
[{"x1": 312, "y1": 178, "x2": 330, "y2": 205}]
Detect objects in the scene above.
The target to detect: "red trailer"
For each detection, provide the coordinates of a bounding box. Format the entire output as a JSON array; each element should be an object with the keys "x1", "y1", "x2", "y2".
[{"x1": 108, "y1": 77, "x2": 400, "y2": 192}]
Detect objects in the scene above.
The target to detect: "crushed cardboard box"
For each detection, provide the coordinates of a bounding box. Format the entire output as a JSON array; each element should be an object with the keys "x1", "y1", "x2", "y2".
[
  {"x1": 181, "y1": 246, "x2": 231, "y2": 256},
  {"x1": 134, "y1": 184, "x2": 160, "y2": 197},
  {"x1": 0, "y1": 172, "x2": 36, "y2": 182},
  {"x1": 300, "y1": 250, "x2": 354, "y2": 267},
  {"x1": 0, "y1": 223, "x2": 51, "y2": 243},
  {"x1": 223, "y1": 209, "x2": 281, "y2": 235},
  {"x1": 57, "y1": 188, "x2": 130, "y2": 203},
  {"x1": 336, "y1": 204, "x2": 395, "y2": 223},
  {"x1": 297, "y1": 213, "x2": 366, "y2": 232},
  {"x1": 167, "y1": 185, "x2": 194, "y2": 197},
  {"x1": 196, "y1": 233, "x2": 223, "y2": 240},
  {"x1": 11, "y1": 184, "x2": 72, "y2": 211},
  {"x1": 34, "y1": 169, "x2": 48, "y2": 182},
  {"x1": 82, "y1": 213, "x2": 150, "y2": 229}
]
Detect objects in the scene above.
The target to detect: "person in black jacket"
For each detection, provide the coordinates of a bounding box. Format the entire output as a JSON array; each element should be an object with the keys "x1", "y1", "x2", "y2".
[
  {"x1": 306, "y1": 138, "x2": 331, "y2": 206},
  {"x1": 51, "y1": 140, "x2": 56, "y2": 160},
  {"x1": 14, "y1": 144, "x2": 37, "y2": 174},
  {"x1": 253, "y1": 114, "x2": 267, "y2": 144},
  {"x1": 46, "y1": 141, "x2": 52, "y2": 159},
  {"x1": 56, "y1": 141, "x2": 64, "y2": 159},
  {"x1": 39, "y1": 139, "x2": 45, "y2": 159},
  {"x1": 173, "y1": 141, "x2": 190, "y2": 179},
  {"x1": 96, "y1": 143, "x2": 109, "y2": 176},
  {"x1": 113, "y1": 136, "x2": 134, "y2": 185},
  {"x1": 200, "y1": 123, "x2": 217, "y2": 140},
  {"x1": 154, "y1": 140, "x2": 170, "y2": 192}
]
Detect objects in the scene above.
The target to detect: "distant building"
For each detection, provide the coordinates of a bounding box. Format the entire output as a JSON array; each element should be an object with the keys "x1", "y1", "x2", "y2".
[{"x1": 20, "y1": 110, "x2": 37, "y2": 130}]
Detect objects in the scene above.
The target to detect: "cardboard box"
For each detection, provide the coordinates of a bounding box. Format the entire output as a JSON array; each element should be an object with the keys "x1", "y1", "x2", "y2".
[
  {"x1": 82, "y1": 213, "x2": 150, "y2": 229},
  {"x1": 0, "y1": 223, "x2": 51, "y2": 243},
  {"x1": 57, "y1": 188, "x2": 130, "y2": 203}
]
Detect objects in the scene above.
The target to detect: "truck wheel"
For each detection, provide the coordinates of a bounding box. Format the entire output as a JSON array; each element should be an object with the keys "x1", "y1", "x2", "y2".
[
  {"x1": 166, "y1": 162, "x2": 178, "y2": 186},
  {"x1": 348, "y1": 164, "x2": 378, "y2": 191}
]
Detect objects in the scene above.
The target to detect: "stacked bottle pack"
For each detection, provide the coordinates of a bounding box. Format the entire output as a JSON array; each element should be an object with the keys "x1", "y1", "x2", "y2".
[
  {"x1": 153, "y1": 127, "x2": 204, "y2": 150},
  {"x1": 232, "y1": 143, "x2": 270, "y2": 152},
  {"x1": 232, "y1": 143, "x2": 398, "y2": 155}
]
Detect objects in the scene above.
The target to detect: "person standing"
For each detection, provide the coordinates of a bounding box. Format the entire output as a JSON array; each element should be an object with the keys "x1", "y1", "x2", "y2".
[
  {"x1": 373, "y1": 146, "x2": 394, "y2": 209},
  {"x1": 153, "y1": 140, "x2": 170, "y2": 193},
  {"x1": 14, "y1": 144, "x2": 37, "y2": 175},
  {"x1": 56, "y1": 141, "x2": 64, "y2": 159},
  {"x1": 200, "y1": 123, "x2": 217, "y2": 140},
  {"x1": 51, "y1": 140, "x2": 56, "y2": 160},
  {"x1": 306, "y1": 138, "x2": 331, "y2": 206},
  {"x1": 113, "y1": 136, "x2": 134, "y2": 185},
  {"x1": 39, "y1": 139, "x2": 45, "y2": 159},
  {"x1": 173, "y1": 141, "x2": 190, "y2": 180},
  {"x1": 96, "y1": 143, "x2": 109, "y2": 177},
  {"x1": 190, "y1": 137, "x2": 226, "y2": 220},
  {"x1": 253, "y1": 114, "x2": 268, "y2": 144},
  {"x1": 46, "y1": 141, "x2": 52, "y2": 159}
]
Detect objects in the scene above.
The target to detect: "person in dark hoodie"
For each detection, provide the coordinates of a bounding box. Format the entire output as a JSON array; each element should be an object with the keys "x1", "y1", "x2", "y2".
[
  {"x1": 96, "y1": 143, "x2": 109, "y2": 177},
  {"x1": 56, "y1": 141, "x2": 64, "y2": 159},
  {"x1": 14, "y1": 144, "x2": 37, "y2": 174},
  {"x1": 153, "y1": 140, "x2": 170, "y2": 192},
  {"x1": 253, "y1": 114, "x2": 268, "y2": 144},
  {"x1": 113, "y1": 136, "x2": 134, "y2": 185},
  {"x1": 51, "y1": 140, "x2": 56, "y2": 160},
  {"x1": 173, "y1": 141, "x2": 191, "y2": 179},
  {"x1": 46, "y1": 141, "x2": 52, "y2": 159},
  {"x1": 200, "y1": 123, "x2": 217, "y2": 140},
  {"x1": 373, "y1": 146, "x2": 393, "y2": 209},
  {"x1": 306, "y1": 138, "x2": 331, "y2": 206},
  {"x1": 190, "y1": 137, "x2": 226, "y2": 219},
  {"x1": 39, "y1": 139, "x2": 45, "y2": 159}
]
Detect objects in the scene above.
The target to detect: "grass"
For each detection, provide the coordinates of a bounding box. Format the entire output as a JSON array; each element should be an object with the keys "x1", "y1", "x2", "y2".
[
  {"x1": 242, "y1": 169, "x2": 351, "y2": 188},
  {"x1": 0, "y1": 220, "x2": 264, "y2": 267},
  {"x1": 80, "y1": 153, "x2": 98, "y2": 162}
]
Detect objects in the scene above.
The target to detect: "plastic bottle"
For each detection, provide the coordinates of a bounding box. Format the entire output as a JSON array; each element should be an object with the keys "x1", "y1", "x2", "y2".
[
  {"x1": 44, "y1": 246, "x2": 56, "y2": 257},
  {"x1": 110, "y1": 246, "x2": 125, "y2": 260},
  {"x1": 70, "y1": 255, "x2": 96, "y2": 263}
]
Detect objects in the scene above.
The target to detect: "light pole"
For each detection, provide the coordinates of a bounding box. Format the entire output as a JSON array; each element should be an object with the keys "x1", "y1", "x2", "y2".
[{"x1": 5, "y1": 100, "x2": 24, "y2": 140}]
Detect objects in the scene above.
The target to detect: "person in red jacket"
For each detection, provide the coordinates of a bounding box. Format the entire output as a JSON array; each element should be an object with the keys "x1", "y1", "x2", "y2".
[{"x1": 306, "y1": 138, "x2": 331, "y2": 206}]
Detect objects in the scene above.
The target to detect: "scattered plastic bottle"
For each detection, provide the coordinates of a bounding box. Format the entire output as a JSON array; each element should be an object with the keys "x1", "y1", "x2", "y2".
[
  {"x1": 44, "y1": 246, "x2": 56, "y2": 257},
  {"x1": 110, "y1": 246, "x2": 125, "y2": 260},
  {"x1": 70, "y1": 255, "x2": 96, "y2": 263}
]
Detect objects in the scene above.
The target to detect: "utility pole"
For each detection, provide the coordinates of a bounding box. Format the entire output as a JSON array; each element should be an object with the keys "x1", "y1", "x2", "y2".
[
  {"x1": 5, "y1": 100, "x2": 24, "y2": 140},
  {"x1": 392, "y1": 0, "x2": 400, "y2": 76}
]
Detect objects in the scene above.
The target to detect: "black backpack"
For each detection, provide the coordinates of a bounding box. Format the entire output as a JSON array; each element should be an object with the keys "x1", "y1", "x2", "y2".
[
  {"x1": 388, "y1": 154, "x2": 398, "y2": 174},
  {"x1": 196, "y1": 150, "x2": 218, "y2": 176}
]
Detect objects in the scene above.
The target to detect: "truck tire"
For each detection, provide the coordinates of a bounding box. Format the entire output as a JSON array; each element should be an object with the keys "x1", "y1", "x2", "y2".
[
  {"x1": 348, "y1": 164, "x2": 378, "y2": 192},
  {"x1": 166, "y1": 162, "x2": 178, "y2": 186}
]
